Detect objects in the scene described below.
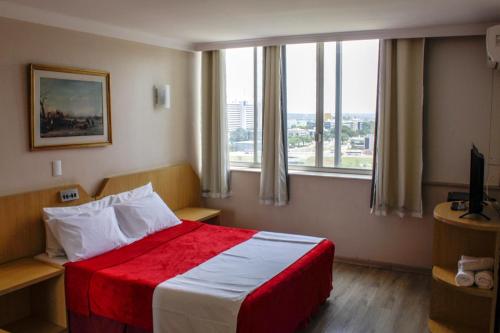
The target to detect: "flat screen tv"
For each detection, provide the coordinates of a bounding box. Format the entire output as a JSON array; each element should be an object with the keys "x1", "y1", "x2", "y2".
[{"x1": 461, "y1": 145, "x2": 487, "y2": 219}]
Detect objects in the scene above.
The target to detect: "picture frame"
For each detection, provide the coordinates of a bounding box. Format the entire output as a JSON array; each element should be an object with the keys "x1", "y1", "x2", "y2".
[{"x1": 29, "y1": 64, "x2": 112, "y2": 150}]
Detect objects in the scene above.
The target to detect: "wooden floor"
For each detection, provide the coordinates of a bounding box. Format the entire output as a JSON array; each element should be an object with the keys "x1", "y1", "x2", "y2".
[{"x1": 300, "y1": 262, "x2": 431, "y2": 333}]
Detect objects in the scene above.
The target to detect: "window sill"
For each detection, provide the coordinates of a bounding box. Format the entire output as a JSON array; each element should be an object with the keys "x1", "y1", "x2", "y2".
[{"x1": 230, "y1": 166, "x2": 372, "y2": 181}]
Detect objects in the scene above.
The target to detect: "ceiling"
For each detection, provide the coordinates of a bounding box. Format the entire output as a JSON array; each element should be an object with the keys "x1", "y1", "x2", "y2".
[{"x1": 1, "y1": 0, "x2": 500, "y2": 50}]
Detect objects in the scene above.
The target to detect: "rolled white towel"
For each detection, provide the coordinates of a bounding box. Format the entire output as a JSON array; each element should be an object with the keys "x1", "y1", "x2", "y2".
[
  {"x1": 459, "y1": 255, "x2": 494, "y2": 271},
  {"x1": 475, "y1": 270, "x2": 494, "y2": 290},
  {"x1": 455, "y1": 268, "x2": 474, "y2": 287}
]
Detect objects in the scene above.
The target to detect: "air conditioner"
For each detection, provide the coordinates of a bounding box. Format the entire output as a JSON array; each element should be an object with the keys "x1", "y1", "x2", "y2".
[{"x1": 487, "y1": 25, "x2": 500, "y2": 69}]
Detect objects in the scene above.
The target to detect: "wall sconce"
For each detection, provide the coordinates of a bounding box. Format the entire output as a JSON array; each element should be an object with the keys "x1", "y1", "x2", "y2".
[{"x1": 154, "y1": 84, "x2": 171, "y2": 110}]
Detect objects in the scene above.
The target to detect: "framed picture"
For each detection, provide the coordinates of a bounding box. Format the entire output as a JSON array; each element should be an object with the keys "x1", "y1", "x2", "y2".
[{"x1": 29, "y1": 64, "x2": 112, "y2": 150}]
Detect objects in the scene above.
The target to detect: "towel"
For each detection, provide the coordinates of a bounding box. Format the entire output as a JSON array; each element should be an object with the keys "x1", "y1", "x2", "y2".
[
  {"x1": 458, "y1": 256, "x2": 494, "y2": 271},
  {"x1": 475, "y1": 270, "x2": 494, "y2": 290},
  {"x1": 455, "y1": 268, "x2": 474, "y2": 287}
]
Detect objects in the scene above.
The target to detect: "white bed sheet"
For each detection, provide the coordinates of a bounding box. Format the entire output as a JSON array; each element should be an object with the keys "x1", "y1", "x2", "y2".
[{"x1": 152, "y1": 231, "x2": 323, "y2": 333}]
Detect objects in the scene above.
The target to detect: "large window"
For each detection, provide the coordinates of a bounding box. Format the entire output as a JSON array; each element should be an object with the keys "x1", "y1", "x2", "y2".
[
  {"x1": 286, "y1": 40, "x2": 379, "y2": 172},
  {"x1": 225, "y1": 39, "x2": 378, "y2": 173},
  {"x1": 225, "y1": 47, "x2": 262, "y2": 165}
]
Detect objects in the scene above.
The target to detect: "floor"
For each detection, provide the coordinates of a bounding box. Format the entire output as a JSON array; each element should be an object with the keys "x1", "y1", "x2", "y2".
[{"x1": 300, "y1": 262, "x2": 431, "y2": 333}]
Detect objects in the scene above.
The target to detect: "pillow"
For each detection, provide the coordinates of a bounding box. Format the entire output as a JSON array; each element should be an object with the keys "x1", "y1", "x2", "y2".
[
  {"x1": 43, "y1": 183, "x2": 153, "y2": 257},
  {"x1": 46, "y1": 206, "x2": 128, "y2": 262},
  {"x1": 111, "y1": 182, "x2": 154, "y2": 204},
  {"x1": 113, "y1": 192, "x2": 181, "y2": 239}
]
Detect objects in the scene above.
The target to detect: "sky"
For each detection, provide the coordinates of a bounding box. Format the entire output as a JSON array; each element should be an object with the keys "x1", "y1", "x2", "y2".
[
  {"x1": 41, "y1": 78, "x2": 103, "y2": 117},
  {"x1": 225, "y1": 39, "x2": 379, "y2": 115}
]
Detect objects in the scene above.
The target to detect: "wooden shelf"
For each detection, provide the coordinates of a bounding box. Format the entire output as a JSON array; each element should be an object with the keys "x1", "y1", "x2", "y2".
[
  {"x1": 175, "y1": 207, "x2": 221, "y2": 222},
  {"x1": 428, "y1": 318, "x2": 485, "y2": 333},
  {"x1": 0, "y1": 259, "x2": 63, "y2": 296},
  {"x1": 434, "y1": 202, "x2": 500, "y2": 232},
  {"x1": 431, "y1": 202, "x2": 500, "y2": 333},
  {"x1": 2, "y1": 316, "x2": 65, "y2": 333},
  {"x1": 432, "y1": 266, "x2": 494, "y2": 298}
]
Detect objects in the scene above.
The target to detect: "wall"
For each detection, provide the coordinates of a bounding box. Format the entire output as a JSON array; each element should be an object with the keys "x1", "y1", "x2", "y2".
[
  {"x1": 205, "y1": 36, "x2": 500, "y2": 269},
  {"x1": 0, "y1": 17, "x2": 196, "y2": 196},
  {"x1": 424, "y1": 36, "x2": 500, "y2": 185}
]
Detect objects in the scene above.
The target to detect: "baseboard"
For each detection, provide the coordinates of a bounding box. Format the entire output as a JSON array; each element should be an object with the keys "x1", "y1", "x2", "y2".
[{"x1": 334, "y1": 256, "x2": 431, "y2": 275}]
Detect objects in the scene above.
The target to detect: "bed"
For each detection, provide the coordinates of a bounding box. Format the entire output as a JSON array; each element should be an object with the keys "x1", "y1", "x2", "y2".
[
  {"x1": 47, "y1": 164, "x2": 335, "y2": 333},
  {"x1": 65, "y1": 221, "x2": 334, "y2": 333}
]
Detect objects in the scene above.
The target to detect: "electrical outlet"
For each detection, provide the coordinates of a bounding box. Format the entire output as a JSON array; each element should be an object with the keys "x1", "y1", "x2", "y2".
[{"x1": 60, "y1": 188, "x2": 80, "y2": 202}]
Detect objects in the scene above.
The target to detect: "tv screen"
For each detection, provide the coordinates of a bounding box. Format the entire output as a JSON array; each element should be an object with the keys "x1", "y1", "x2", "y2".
[{"x1": 469, "y1": 145, "x2": 484, "y2": 214}]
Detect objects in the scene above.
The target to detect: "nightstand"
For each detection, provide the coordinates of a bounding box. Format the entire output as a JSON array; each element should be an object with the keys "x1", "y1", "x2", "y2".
[
  {"x1": 0, "y1": 258, "x2": 66, "y2": 333},
  {"x1": 175, "y1": 207, "x2": 221, "y2": 225}
]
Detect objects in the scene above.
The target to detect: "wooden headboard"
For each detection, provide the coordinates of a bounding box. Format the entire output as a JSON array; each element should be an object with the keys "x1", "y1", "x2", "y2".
[
  {"x1": 95, "y1": 163, "x2": 201, "y2": 211},
  {"x1": 0, "y1": 184, "x2": 92, "y2": 265}
]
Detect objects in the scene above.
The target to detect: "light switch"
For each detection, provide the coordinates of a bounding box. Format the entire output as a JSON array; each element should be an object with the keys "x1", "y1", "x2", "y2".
[{"x1": 52, "y1": 160, "x2": 62, "y2": 177}]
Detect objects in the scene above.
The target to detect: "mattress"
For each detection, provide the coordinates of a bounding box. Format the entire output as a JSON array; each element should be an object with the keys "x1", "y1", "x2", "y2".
[{"x1": 65, "y1": 220, "x2": 335, "y2": 333}]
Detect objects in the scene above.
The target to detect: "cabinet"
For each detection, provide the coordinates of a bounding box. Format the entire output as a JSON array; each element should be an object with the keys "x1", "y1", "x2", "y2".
[{"x1": 0, "y1": 259, "x2": 66, "y2": 333}]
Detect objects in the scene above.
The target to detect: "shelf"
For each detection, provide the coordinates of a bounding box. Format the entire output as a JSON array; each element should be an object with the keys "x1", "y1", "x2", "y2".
[
  {"x1": 428, "y1": 318, "x2": 485, "y2": 333},
  {"x1": 1, "y1": 316, "x2": 65, "y2": 333},
  {"x1": 175, "y1": 207, "x2": 221, "y2": 222},
  {"x1": 432, "y1": 266, "x2": 494, "y2": 298},
  {"x1": 0, "y1": 259, "x2": 64, "y2": 296},
  {"x1": 434, "y1": 202, "x2": 500, "y2": 232}
]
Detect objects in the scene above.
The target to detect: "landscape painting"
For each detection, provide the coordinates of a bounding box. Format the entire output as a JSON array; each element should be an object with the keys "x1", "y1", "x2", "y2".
[
  {"x1": 40, "y1": 78, "x2": 104, "y2": 138},
  {"x1": 30, "y1": 64, "x2": 112, "y2": 150}
]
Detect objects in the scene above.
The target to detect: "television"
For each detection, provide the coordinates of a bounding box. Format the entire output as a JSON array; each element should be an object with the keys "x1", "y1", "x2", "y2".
[{"x1": 461, "y1": 145, "x2": 488, "y2": 219}]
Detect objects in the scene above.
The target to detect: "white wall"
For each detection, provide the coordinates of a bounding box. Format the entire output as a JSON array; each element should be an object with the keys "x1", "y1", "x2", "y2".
[
  {"x1": 205, "y1": 36, "x2": 500, "y2": 269},
  {"x1": 0, "y1": 17, "x2": 196, "y2": 196},
  {"x1": 424, "y1": 36, "x2": 500, "y2": 185}
]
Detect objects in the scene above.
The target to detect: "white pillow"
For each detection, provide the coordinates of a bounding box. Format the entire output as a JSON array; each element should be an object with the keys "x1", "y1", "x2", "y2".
[
  {"x1": 110, "y1": 182, "x2": 154, "y2": 204},
  {"x1": 113, "y1": 192, "x2": 181, "y2": 239},
  {"x1": 46, "y1": 206, "x2": 128, "y2": 262},
  {"x1": 43, "y1": 183, "x2": 153, "y2": 257}
]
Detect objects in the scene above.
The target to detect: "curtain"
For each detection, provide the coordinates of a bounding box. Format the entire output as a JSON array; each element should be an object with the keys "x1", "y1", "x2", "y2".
[
  {"x1": 371, "y1": 38, "x2": 425, "y2": 217},
  {"x1": 259, "y1": 45, "x2": 289, "y2": 206},
  {"x1": 201, "y1": 50, "x2": 230, "y2": 198}
]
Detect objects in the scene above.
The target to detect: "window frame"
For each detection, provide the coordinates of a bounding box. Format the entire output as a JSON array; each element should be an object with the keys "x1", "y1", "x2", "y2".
[{"x1": 227, "y1": 41, "x2": 376, "y2": 176}]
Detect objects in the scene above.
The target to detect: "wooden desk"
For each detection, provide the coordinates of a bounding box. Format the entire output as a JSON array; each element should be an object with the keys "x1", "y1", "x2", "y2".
[
  {"x1": 0, "y1": 259, "x2": 66, "y2": 333},
  {"x1": 429, "y1": 202, "x2": 500, "y2": 333},
  {"x1": 175, "y1": 207, "x2": 221, "y2": 225}
]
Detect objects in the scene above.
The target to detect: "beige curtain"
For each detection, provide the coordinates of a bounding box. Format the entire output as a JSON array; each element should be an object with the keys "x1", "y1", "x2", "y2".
[
  {"x1": 201, "y1": 50, "x2": 230, "y2": 198},
  {"x1": 259, "y1": 46, "x2": 289, "y2": 206},
  {"x1": 371, "y1": 38, "x2": 425, "y2": 217}
]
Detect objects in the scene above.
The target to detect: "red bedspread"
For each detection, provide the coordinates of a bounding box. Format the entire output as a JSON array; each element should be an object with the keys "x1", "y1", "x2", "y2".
[{"x1": 65, "y1": 221, "x2": 335, "y2": 333}]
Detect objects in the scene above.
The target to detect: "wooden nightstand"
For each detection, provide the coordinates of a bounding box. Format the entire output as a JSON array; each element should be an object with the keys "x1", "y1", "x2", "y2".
[
  {"x1": 0, "y1": 258, "x2": 66, "y2": 333},
  {"x1": 175, "y1": 207, "x2": 221, "y2": 225}
]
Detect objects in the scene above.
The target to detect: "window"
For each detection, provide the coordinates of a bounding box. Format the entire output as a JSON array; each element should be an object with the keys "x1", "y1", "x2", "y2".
[
  {"x1": 286, "y1": 43, "x2": 317, "y2": 167},
  {"x1": 225, "y1": 40, "x2": 378, "y2": 174},
  {"x1": 286, "y1": 40, "x2": 379, "y2": 173},
  {"x1": 225, "y1": 47, "x2": 262, "y2": 165}
]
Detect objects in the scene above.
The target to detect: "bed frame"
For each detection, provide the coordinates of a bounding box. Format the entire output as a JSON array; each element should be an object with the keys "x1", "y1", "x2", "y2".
[{"x1": 95, "y1": 163, "x2": 200, "y2": 211}]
